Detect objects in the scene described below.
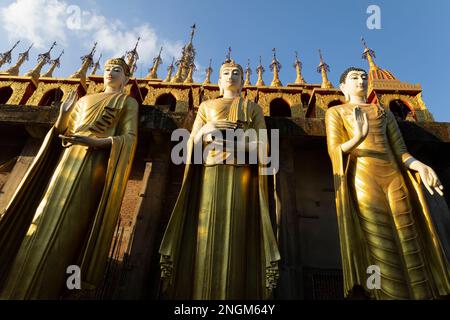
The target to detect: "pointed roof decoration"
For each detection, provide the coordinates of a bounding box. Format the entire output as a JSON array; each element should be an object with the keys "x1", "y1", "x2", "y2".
[
  {"x1": 90, "y1": 53, "x2": 102, "y2": 76},
  {"x1": 317, "y1": 49, "x2": 333, "y2": 89},
  {"x1": 147, "y1": 46, "x2": 163, "y2": 79},
  {"x1": 0, "y1": 43, "x2": 33, "y2": 76},
  {"x1": 24, "y1": 41, "x2": 57, "y2": 80},
  {"x1": 255, "y1": 56, "x2": 265, "y2": 87},
  {"x1": 293, "y1": 51, "x2": 306, "y2": 84},
  {"x1": 42, "y1": 49, "x2": 64, "y2": 78},
  {"x1": 126, "y1": 37, "x2": 140, "y2": 77},
  {"x1": 163, "y1": 57, "x2": 175, "y2": 82},
  {"x1": 244, "y1": 59, "x2": 252, "y2": 86},
  {"x1": 225, "y1": 46, "x2": 232, "y2": 63},
  {"x1": 203, "y1": 58, "x2": 213, "y2": 85},
  {"x1": 183, "y1": 63, "x2": 196, "y2": 84},
  {"x1": 0, "y1": 40, "x2": 20, "y2": 68},
  {"x1": 171, "y1": 56, "x2": 184, "y2": 83},
  {"x1": 70, "y1": 42, "x2": 97, "y2": 84},
  {"x1": 361, "y1": 37, "x2": 397, "y2": 81},
  {"x1": 270, "y1": 48, "x2": 282, "y2": 87},
  {"x1": 178, "y1": 24, "x2": 197, "y2": 81}
]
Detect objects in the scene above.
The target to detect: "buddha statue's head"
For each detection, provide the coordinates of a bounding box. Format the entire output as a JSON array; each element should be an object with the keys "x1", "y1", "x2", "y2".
[
  {"x1": 218, "y1": 60, "x2": 244, "y2": 96},
  {"x1": 339, "y1": 67, "x2": 368, "y2": 102},
  {"x1": 103, "y1": 58, "x2": 131, "y2": 92}
]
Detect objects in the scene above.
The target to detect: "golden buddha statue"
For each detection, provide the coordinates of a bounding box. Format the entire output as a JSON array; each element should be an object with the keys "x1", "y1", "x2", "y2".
[
  {"x1": 159, "y1": 59, "x2": 280, "y2": 299},
  {"x1": 0, "y1": 58, "x2": 138, "y2": 299},
  {"x1": 325, "y1": 67, "x2": 450, "y2": 299}
]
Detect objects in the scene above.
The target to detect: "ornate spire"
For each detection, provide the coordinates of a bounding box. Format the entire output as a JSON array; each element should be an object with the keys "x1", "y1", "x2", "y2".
[
  {"x1": 24, "y1": 41, "x2": 57, "y2": 80},
  {"x1": 360, "y1": 37, "x2": 397, "y2": 81},
  {"x1": 225, "y1": 46, "x2": 232, "y2": 63},
  {"x1": 255, "y1": 56, "x2": 265, "y2": 87},
  {"x1": 317, "y1": 49, "x2": 333, "y2": 89},
  {"x1": 293, "y1": 51, "x2": 306, "y2": 84},
  {"x1": 147, "y1": 46, "x2": 163, "y2": 79},
  {"x1": 70, "y1": 42, "x2": 97, "y2": 85},
  {"x1": 244, "y1": 59, "x2": 252, "y2": 86},
  {"x1": 203, "y1": 59, "x2": 213, "y2": 85},
  {"x1": 163, "y1": 57, "x2": 175, "y2": 82},
  {"x1": 178, "y1": 24, "x2": 197, "y2": 81},
  {"x1": 126, "y1": 37, "x2": 140, "y2": 77},
  {"x1": 361, "y1": 37, "x2": 378, "y2": 71},
  {"x1": 0, "y1": 40, "x2": 20, "y2": 68},
  {"x1": 270, "y1": 48, "x2": 282, "y2": 87},
  {"x1": 189, "y1": 23, "x2": 196, "y2": 45},
  {"x1": 42, "y1": 50, "x2": 64, "y2": 78},
  {"x1": 171, "y1": 56, "x2": 184, "y2": 83},
  {"x1": 90, "y1": 53, "x2": 102, "y2": 76},
  {"x1": 1, "y1": 43, "x2": 33, "y2": 76},
  {"x1": 183, "y1": 63, "x2": 196, "y2": 84}
]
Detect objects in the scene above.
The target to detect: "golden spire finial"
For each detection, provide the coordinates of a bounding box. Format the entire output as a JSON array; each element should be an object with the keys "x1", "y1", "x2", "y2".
[
  {"x1": 147, "y1": 46, "x2": 163, "y2": 79},
  {"x1": 24, "y1": 41, "x2": 57, "y2": 80},
  {"x1": 189, "y1": 24, "x2": 196, "y2": 45},
  {"x1": 70, "y1": 42, "x2": 97, "y2": 86},
  {"x1": 42, "y1": 49, "x2": 64, "y2": 78},
  {"x1": 1, "y1": 43, "x2": 33, "y2": 76},
  {"x1": 90, "y1": 53, "x2": 102, "y2": 76},
  {"x1": 183, "y1": 63, "x2": 196, "y2": 84},
  {"x1": 163, "y1": 57, "x2": 175, "y2": 82},
  {"x1": 270, "y1": 48, "x2": 282, "y2": 87},
  {"x1": 0, "y1": 40, "x2": 20, "y2": 68},
  {"x1": 171, "y1": 57, "x2": 184, "y2": 83},
  {"x1": 293, "y1": 51, "x2": 306, "y2": 84},
  {"x1": 203, "y1": 59, "x2": 213, "y2": 85},
  {"x1": 361, "y1": 37, "x2": 378, "y2": 71},
  {"x1": 244, "y1": 59, "x2": 252, "y2": 86},
  {"x1": 126, "y1": 37, "x2": 140, "y2": 77},
  {"x1": 317, "y1": 49, "x2": 333, "y2": 89},
  {"x1": 255, "y1": 55, "x2": 265, "y2": 87}
]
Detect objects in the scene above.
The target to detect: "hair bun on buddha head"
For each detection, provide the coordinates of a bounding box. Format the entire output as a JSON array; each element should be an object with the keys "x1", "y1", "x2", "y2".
[
  {"x1": 220, "y1": 58, "x2": 244, "y2": 83},
  {"x1": 104, "y1": 57, "x2": 131, "y2": 76}
]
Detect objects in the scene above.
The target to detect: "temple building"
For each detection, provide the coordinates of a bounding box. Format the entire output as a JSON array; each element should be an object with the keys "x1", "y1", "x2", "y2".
[{"x1": 0, "y1": 27, "x2": 448, "y2": 299}]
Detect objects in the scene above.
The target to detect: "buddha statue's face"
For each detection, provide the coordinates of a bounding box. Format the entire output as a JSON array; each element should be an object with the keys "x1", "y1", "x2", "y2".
[
  {"x1": 340, "y1": 70, "x2": 368, "y2": 99},
  {"x1": 218, "y1": 66, "x2": 243, "y2": 93},
  {"x1": 104, "y1": 64, "x2": 129, "y2": 91}
]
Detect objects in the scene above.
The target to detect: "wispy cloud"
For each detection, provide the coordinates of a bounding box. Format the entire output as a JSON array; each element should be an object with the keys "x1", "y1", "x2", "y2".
[{"x1": 0, "y1": 0, "x2": 183, "y2": 65}]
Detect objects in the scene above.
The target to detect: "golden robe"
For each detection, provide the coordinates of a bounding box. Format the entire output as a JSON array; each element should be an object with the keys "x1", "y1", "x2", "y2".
[
  {"x1": 0, "y1": 92, "x2": 138, "y2": 299},
  {"x1": 159, "y1": 97, "x2": 280, "y2": 300},
  {"x1": 325, "y1": 103, "x2": 450, "y2": 299}
]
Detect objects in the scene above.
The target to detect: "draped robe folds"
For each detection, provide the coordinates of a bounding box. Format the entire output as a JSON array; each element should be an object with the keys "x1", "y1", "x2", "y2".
[
  {"x1": 159, "y1": 97, "x2": 280, "y2": 300},
  {"x1": 0, "y1": 92, "x2": 138, "y2": 299},
  {"x1": 325, "y1": 103, "x2": 450, "y2": 299}
]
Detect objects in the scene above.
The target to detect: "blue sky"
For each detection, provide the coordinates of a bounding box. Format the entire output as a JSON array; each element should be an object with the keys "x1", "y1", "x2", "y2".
[{"x1": 0, "y1": 0, "x2": 449, "y2": 121}]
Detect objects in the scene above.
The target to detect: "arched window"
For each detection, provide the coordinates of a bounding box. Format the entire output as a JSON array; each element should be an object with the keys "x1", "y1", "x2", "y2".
[
  {"x1": 0, "y1": 86, "x2": 13, "y2": 105},
  {"x1": 139, "y1": 87, "x2": 149, "y2": 104},
  {"x1": 155, "y1": 93, "x2": 177, "y2": 111},
  {"x1": 389, "y1": 99, "x2": 415, "y2": 121},
  {"x1": 301, "y1": 93, "x2": 311, "y2": 110},
  {"x1": 269, "y1": 98, "x2": 291, "y2": 117},
  {"x1": 328, "y1": 99, "x2": 343, "y2": 108},
  {"x1": 39, "y1": 88, "x2": 64, "y2": 107}
]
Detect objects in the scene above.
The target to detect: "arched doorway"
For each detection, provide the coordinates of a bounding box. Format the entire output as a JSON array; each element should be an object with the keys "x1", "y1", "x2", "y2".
[
  {"x1": 39, "y1": 88, "x2": 64, "y2": 107},
  {"x1": 270, "y1": 98, "x2": 291, "y2": 117},
  {"x1": 301, "y1": 93, "x2": 311, "y2": 110},
  {"x1": 389, "y1": 99, "x2": 415, "y2": 121},
  {"x1": 155, "y1": 93, "x2": 177, "y2": 111},
  {"x1": 0, "y1": 86, "x2": 13, "y2": 105},
  {"x1": 328, "y1": 99, "x2": 343, "y2": 108}
]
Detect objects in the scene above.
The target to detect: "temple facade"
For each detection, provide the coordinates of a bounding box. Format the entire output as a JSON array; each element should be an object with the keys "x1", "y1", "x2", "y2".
[{"x1": 0, "y1": 29, "x2": 448, "y2": 299}]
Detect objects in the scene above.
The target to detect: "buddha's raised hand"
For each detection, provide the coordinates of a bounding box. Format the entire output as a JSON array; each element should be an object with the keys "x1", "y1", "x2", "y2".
[{"x1": 353, "y1": 106, "x2": 369, "y2": 141}]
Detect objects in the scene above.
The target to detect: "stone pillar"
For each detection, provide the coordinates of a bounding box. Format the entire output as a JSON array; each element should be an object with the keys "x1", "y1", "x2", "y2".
[
  {"x1": 0, "y1": 137, "x2": 41, "y2": 212},
  {"x1": 117, "y1": 132, "x2": 171, "y2": 299}
]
